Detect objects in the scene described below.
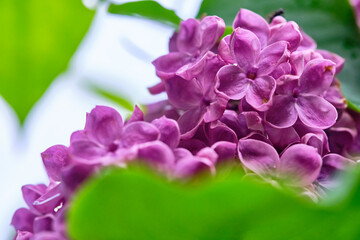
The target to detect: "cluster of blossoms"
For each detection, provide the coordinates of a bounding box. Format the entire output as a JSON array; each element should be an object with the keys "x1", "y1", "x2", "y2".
[{"x1": 12, "y1": 8, "x2": 360, "y2": 239}]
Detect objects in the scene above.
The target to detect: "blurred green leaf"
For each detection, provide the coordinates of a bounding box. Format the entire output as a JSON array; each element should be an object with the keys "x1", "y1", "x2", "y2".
[
  {"x1": 89, "y1": 84, "x2": 134, "y2": 111},
  {"x1": 0, "y1": 0, "x2": 94, "y2": 123},
  {"x1": 198, "y1": 0, "x2": 360, "y2": 113},
  {"x1": 108, "y1": 1, "x2": 182, "y2": 29},
  {"x1": 68, "y1": 166, "x2": 360, "y2": 240}
]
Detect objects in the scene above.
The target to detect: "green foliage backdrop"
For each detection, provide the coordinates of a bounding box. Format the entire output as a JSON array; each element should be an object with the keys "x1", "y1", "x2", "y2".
[{"x1": 0, "y1": 0, "x2": 94, "y2": 123}]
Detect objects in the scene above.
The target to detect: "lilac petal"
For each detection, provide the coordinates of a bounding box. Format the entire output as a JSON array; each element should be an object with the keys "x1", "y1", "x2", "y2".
[
  {"x1": 293, "y1": 122, "x2": 330, "y2": 154},
  {"x1": 11, "y1": 208, "x2": 37, "y2": 232},
  {"x1": 278, "y1": 144, "x2": 322, "y2": 186},
  {"x1": 120, "y1": 122, "x2": 160, "y2": 148},
  {"x1": 85, "y1": 106, "x2": 123, "y2": 146},
  {"x1": 207, "y1": 121, "x2": 238, "y2": 145},
  {"x1": 265, "y1": 125, "x2": 300, "y2": 151},
  {"x1": 327, "y1": 112, "x2": 357, "y2": 154},
  {"x1": 41, "y1": 145, "x2": 69, "y2": 182},
  {"x1": 270, "y1": 62, "x2": 292, "y2": 79},
  {"x1": 152, "y1": 52, "x2": 191, "y2": 80},
  {"x1": 53, "y1": 205, "x2": 67, "y2": 236},
  {"x1": 70, "y1": 130, "x2": 88, "y2": 143},
  {"x1": 301, "y1": 133, "x2": 324, "y2": 155},
  {"x1": 269, "y1": 21, "x2": 302, "y2": 52},
  {"x1": 230, "y1": 28, "x2": 261, "y2": 70},
  {"x1": 178, "y1": 138, "x2": 207, "y2": 154},
  {"x1": 216, "y1": 65, "x2": 249, "y2": 100},
  {"x1": 324, "y1": 85, "x2": 347, "y2": 109},
  {"x1": 199, "y1": 16, "x2": 225, "y2": 53},
  {"x1": 69, "y1": 140, "x2": 106, "y2": 161},
  {"x1": 299, "y1": 59, "x2": 335, "y2": 95},
  {"x1": 318, "y1": 154, "x2": 355, "y2": 188},
  {"x1": 127, "y1": 105, "x2": 144, "y2": 124},
  {"x1": 242, "y1": 132, "x2": 272, "y2": 145},
  {"x1": 33, "y1": 214, "x2": 54, "y2": 233},
  {"x1": 270, "y1": 16, "x2": 286, "y2": 26},
  {"x1": 242, "y1": 111, "x2": 264, "y2": 133},
  {"x1": 246, "y1": 76, "x2": 276, "y2": 111},
  {"x1": 21, "y1": 184, "x2": 47, "y2": 211},
  {"x1": 331, "y1": 111, "x2": 357, "y2": 138},
  {"x1": 275, "y1": 75, "x2": 299, "y2": 95},
  {"x1": 143, "y1": 100, "x2": 179, "y2": 122},
  {"x1": 178, "y1": 107, "x2": 206, "y2": 139},
  {"x1": 176, "y1": 52, "x2": 211, "y2": 80},
  {"x1": 15, "y1": 231, "x2": 33, "y2": 240},
  {"x1": 265, "y1": 95, "x2": 297, "y2": 128},
  {"x1": 211, "y1": 141, "x2": 237, "y2": 162},
  {"x1": 238, "y1": 139, "x2": 279, "y2": 177},
  {"x1": 148, "y1": 82, "x2": 165, "y2": 95},
  {"x1": 197, "y1": 147, "x2": 218, "y2": 163},
  {"x1": 296, "y1": 95, "x2": 337, "y2": 129},
  {"x1": 197, "y1": 54, "x2": 225, "y2": 97},
  {"x1": 174, "y1": 148, "x2": 192, "y2": 161},
  {"x1": 257, "y1": 41, "x2": 290, "y2": 76},
  {"x1": 174, "y1": 156, "x2": 215, "y2": 178},
  {"x1": 233, "y1": 8, "x2": 269, "y2": 48},
  {"x1": 177, "y1": 18, "x2": 201, "y2": 54},
  {"x1": 204, "y1": 93, "x2": 228, "y2": 123},
  {"x1": 289, "y1": 50, "x2": 323, "y2": 76},
  {"x1": 168, "y1": 32, "x2": 178, "y2": 52},
  {"x1": 152, "y1": 116, "x2": 180, "y2": 149},
  {"x1": 317, "y1": 49, "x2": 344, "y2": 74},
  {"x1": 61, "y1": 164, "x2": 94, "y2": 196},
  {"x1": 220, "y1": 110, "x2": 249, "y2": 138},
  {"x1": 218, "y1": 35, "x2": 235, "y2": 64},
  {"x1": 165, "y1": 76, "x2": 202, "y2": 110},
  {"x1": 137, "y1": 141, "x2": 175, "y2": 173},
  {"x1": 33, "y1": 184, "x2": 63, "y2": 214},
  {"x1": 298, "y1": 30, "x2": 317, "y2": 51},
  {"x1": 32, "y1": 232, "x2": 65, "y2": 240}
]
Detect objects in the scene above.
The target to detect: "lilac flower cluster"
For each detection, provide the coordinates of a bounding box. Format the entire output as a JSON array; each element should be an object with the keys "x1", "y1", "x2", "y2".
[
  {"x1": 12, "y1": 9, "x2": 360, "y2": 239},
  {"x1": 149, "y1": 9, "x2": 360, "y2": 192}
]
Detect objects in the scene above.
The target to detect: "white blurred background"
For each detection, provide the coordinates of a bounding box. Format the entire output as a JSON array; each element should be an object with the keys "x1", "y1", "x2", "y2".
[{"x1": 0, "y1": 0, "x2": 202, "y2": 238}]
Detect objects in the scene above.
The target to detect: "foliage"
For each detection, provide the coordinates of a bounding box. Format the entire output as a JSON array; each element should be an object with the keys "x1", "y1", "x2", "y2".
[
  {"x1": 68, "y1": 165, "x2": 360, "y2": 240},
  {"x1": 108, "y1": 1, "x2": 182, "y2": 28},
  {"x1": 0, "y1": 0, "x2": 94, "y2": 123}
]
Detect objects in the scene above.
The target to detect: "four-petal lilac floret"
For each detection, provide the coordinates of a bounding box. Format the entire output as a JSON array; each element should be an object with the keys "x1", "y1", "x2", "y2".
[
  {"x1": 150, "y1": 16, "x2": 225, "y2": 94},
  {"x1": 216, "y1": 27, "x2": 289, "y2": 111},
  {"x1": 266, "y1": 59, "x2": 338, "y2": 129}
]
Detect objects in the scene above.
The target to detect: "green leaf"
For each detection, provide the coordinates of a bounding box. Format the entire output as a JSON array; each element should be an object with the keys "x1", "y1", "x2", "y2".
[
  {"x1": 108, "y1": 1, "x2": 182, "y2": 29},
  {"x1": 198, "y1": 0, "x2": 360, "y2": 112},
  {"x1": 0, "y1": 0, "x2": 94, "y2": 123},
  {"x1": 88, "y1": 84, "x2": 134, "y2": 112},
  {"x1": 68, "y1": 166, "x2": 360, "y2": 240}
]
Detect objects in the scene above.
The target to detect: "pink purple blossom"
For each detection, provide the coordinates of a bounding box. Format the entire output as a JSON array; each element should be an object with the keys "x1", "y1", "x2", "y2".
[{"x1": 12, "y1": 8, "x2": 360, "y2": 239}]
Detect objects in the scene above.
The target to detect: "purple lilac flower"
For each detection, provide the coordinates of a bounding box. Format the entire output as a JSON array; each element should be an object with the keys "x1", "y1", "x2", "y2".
[
  {"x1": 165, "y1": 54, "x2": 228, "y2": 138},
  {"x1": 216, "y1": 27, "x2": 289, "y2": 111},
  {"x1": 150, "y1": 16, "x2": 225, "y2": 95},
  {"x1": 265, "y1": 59, "x2": 338, "y2": 129},
  {"x1": 232, "y1": 9, "x2": 302, "y2": 51},
  {"x1": 238, "y1": 139, "x2": 322, "y2": 187},
  {"x1": 12, "y1": 8, "x2": 360, "y2": 239}
]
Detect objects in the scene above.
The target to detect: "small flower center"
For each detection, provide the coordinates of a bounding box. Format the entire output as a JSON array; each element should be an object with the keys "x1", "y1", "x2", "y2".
[
  {"x1": 108, "y1": 143, "x2": 118, "y2": 152},
  {"x1": 247, "y1": 72, "x2": 257, "y2": 80},
  {"x1": 292, "y1": 88, "x2": 300, "y2": 98},
  {"x1": 202, "y1": 97, "x2": 211, "y2": 106},
  {"x1": 325, "y1": 65, "x2": 333, "y2": 72}
]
